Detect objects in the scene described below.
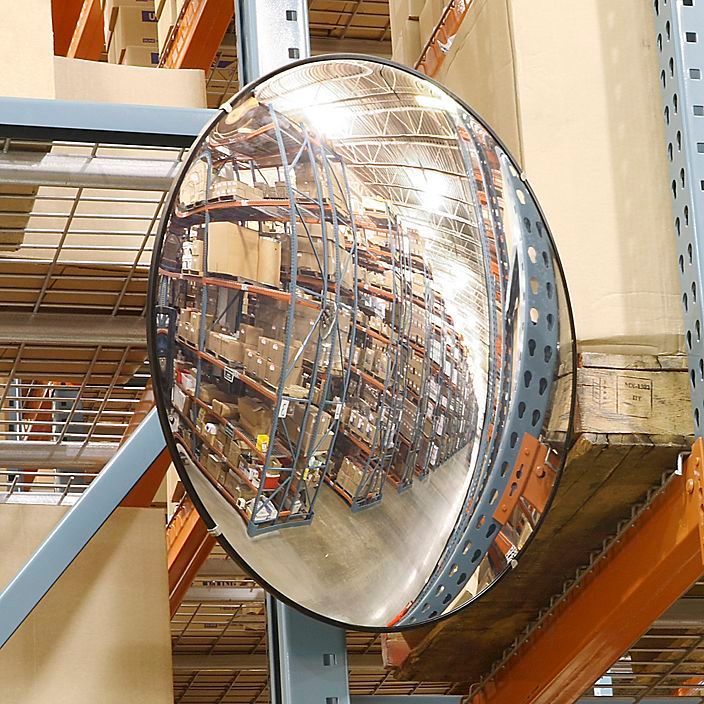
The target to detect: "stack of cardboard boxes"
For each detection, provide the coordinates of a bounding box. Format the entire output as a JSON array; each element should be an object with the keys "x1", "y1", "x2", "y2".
[
  {"x1": 103, "y1": 0, "x2": 158, "y2": 67},
  {"x1": 336, "y1": 456, "x2": 365, "y2": 497},
  {"x1": 182, "y1": 223, "x2": 283, "y2": 288}
]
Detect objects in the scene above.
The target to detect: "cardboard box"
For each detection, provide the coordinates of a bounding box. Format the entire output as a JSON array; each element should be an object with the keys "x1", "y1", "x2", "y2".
[
  {"x1": 113, "y1": 7, "x2": 157, "y2": 54},
  {"x1": 283, "y1": 229, "x2": 339, "y2": 277},
  {"x1": 119, "y1": 46, "x2": 159, "y2": 67},
  {"x1": 213, "y1": 398, "x2": 238, "y2": 419},
  {"x1": 264, "y1": 360, "x2": 278, "y2": 387},
  {"x1": 238, "y1": 396, "x2": 274, "y2": 437},
  {"x1": 203, "y1": 453, "x2": 225, "y2": 483},
  {"x1": 157, "y1": 0, "x2": 176, "y2": 51},
  {"x1": 243, "y1": 348, "x2": 258, "y2": 377},
  {"x1": 391, "y1": 18, "x2": 421, "y2": 66},
  {"x1": 264, "y1": 359, "x2": 303, "y2": 389},
  {"x1": 254, "y1": 354, "x2": 266, "y2": 380},
  {"x1": 54, "y1": 55, "x2": 206, "y2": 108},
  {"x1": 419, "y1": 0, "x2": 443, "y2": 43},
  {"x1": 303, "y1": 429, "x2": 333, "y2": 454},
  {"x1": 258, "y1": 237, "x2": 282, "y2": 287},
  {"x1": 239, "y1": 323, "x2": 263, "y2": 346},
  {"x1": 207, "y1": 331, "x2": 222, "y2": 355},
  {"x1": 182, "y1": 238, "x2": 204, "y2": 273},
  {"x1": 391, "y1": 0, "x2": 424, "y2": 21},
  {"x1": 258, "y1": 336, "x2": 303, "y2": 370},
  {"x1": 103, "y1": 0, "x2": 154, "y2": 31},
  {"x1": 198, "y1": 383, "x2": 231, "y2": 405},
  {"x1": 107, "y1": 34, "x2": 119, "y2": 64},
  {"x1": 435, "y1": 0, "x2": 681, "y2": 352},
  {"x1": 0, "y1": 506, "x2": 173, "y2": 703},
  {"x1": 287, "y1": 403, "x2": 333, "y2": 447},
  {"x1": 336, "y1": 456, "x2": 364, "y2": 495},
  {"x1": 220, "y1": 335, "x2": 244, "y2": 363},
  {"x1": 226, "y1": 440, "x2": 242, "y2": 468},
  {"x1": 206, "y1": 222, "x2": 259, "y2": 280}
]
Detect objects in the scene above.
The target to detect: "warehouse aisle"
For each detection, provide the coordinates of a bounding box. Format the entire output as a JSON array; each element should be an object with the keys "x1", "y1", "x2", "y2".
[{"x1": 185, "y1": 442, "x2": 472, "y2": 626}]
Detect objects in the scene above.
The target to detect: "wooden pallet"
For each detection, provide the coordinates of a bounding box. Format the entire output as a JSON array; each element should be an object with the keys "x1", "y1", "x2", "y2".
[{"x1": 393, "y1": 348, "x2": 692, "y2": 683}]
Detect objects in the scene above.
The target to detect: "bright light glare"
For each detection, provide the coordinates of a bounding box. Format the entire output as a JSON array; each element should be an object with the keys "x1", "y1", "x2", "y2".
[
  {"x1": 411, "y1": 169, "x2": 447, "y2": 212},
  {"x1": 271, "y1": 84, "x2": 352, "y2": 139},
  {"x1": 305, "y1": 105, "x2": 352, "y2": 139}
]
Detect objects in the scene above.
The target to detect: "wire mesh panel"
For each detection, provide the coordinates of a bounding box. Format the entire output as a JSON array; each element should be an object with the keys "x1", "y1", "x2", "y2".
[{"x1": 0, "y1": 137, "x2": 182, "y2": 502}]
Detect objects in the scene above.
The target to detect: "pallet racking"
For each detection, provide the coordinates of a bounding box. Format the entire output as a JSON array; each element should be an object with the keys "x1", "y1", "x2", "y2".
[{"x1": 157, "y1": 99, "x2": 477, "y2": 534}]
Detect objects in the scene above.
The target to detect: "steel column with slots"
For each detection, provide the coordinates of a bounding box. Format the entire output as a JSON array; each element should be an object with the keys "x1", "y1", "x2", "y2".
[
  {"x1": 228, "y1": 12, "x2": 356, "y2": 703},
  {"x1": 654, "y1": 0, "x2": 704, "y2": 432},
  {"x1": 400, "y1": 143, "x2": 560, "y2": 625}
]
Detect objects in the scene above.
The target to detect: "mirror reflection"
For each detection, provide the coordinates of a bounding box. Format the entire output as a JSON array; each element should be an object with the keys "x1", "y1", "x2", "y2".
[{"x1": 150, "y1": 57, "x2": 573, "y2": 629}]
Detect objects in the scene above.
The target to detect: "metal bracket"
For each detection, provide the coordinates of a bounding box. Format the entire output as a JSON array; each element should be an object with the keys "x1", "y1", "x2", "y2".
[
  {"x1": 684, "y1": 438, "x2": 704, "y2": 562},
  {"x1": 493, "y1": 434, "x2": 556, "y2": 525}
]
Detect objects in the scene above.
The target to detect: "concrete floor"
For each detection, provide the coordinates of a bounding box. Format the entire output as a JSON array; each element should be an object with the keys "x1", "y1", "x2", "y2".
[{"x1": 185, "y1": 441, "x2": 475, "y2": 628}]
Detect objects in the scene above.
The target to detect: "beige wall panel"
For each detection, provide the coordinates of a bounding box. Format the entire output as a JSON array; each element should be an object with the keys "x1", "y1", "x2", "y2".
[{"x1": 0, "y1": 505, "x2": 173, "y2": 704}]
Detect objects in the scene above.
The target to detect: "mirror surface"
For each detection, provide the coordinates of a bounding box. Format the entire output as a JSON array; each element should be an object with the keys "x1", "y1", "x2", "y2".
[{"x1": 150, "y1": 56, "x2": 574, "y2": 629}]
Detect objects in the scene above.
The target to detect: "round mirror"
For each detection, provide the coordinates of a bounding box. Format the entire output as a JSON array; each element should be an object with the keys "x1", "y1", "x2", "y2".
[{"x1": 148, "y1": 56, "x2": 575, "y2": 630}]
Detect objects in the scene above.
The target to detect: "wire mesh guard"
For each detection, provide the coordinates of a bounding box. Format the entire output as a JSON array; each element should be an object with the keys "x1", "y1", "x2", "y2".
[
  {"x1": 0, "y1": 139, "x2": 183, "y2": 503},
  {"x1": 150, "y1": 57, "x2": 574, "y2": 629}
]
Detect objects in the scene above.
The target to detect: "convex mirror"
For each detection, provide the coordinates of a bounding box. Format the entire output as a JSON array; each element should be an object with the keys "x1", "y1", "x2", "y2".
[{"x1": 149, "y1": 56, "x2": 575, "y2": 630}]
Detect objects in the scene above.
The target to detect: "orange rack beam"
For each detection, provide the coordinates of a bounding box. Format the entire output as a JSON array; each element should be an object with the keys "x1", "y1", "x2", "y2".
[
  {"x1": 67, "y1": 0, "x2": 104, "y2": 61},
  {"x1": 471, "y1": 439, "x2": 704, "y2": 704},
  {"x1": 160, "y1": 0, "x2": 234, "y2": 70},
  {"x1": 167, "y1": 496, "x2": 216, "y2": 617},
  {"x1": 52, "y1": 0, "x2": 85, "y2": 56},
  {"x1": 415, "y1": 1, "x2": 476, "y2": 78}
]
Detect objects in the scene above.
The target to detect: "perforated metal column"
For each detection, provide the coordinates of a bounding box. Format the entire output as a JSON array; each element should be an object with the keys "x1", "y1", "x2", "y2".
[
  {"x1": 654, "y1": 0, "x2": 704, "y2": 432},
  {"x1": 400, "y1": 151, "x2": 559, "y2": 625}
]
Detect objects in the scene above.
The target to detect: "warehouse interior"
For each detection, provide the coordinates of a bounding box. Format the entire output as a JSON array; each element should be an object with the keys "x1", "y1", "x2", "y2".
[{"x1": 0, "y1": 1, "x2": 703, "y2": 703}]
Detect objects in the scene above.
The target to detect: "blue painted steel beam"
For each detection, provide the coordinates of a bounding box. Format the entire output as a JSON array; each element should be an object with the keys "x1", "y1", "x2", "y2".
[
  {"x1": 0, "y1": 97, "x2": 215, "y2": 147},
  {"x1": 0, "y1": 409, "x2": 166, "y2": 649}
]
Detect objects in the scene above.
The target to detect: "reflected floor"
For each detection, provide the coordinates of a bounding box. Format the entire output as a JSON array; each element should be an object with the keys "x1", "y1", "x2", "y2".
[{"x1": 185, "y1": 444, "x2": 471, "y2": 627}]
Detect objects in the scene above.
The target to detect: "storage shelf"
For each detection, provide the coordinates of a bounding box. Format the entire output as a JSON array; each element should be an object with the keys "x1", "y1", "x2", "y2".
[
  {"x1": 173, "y1": 430, "x2": 250, "y2": 525},
  {"x1": 175, "y1": 406, "x2": 260, "y2": 494}
]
